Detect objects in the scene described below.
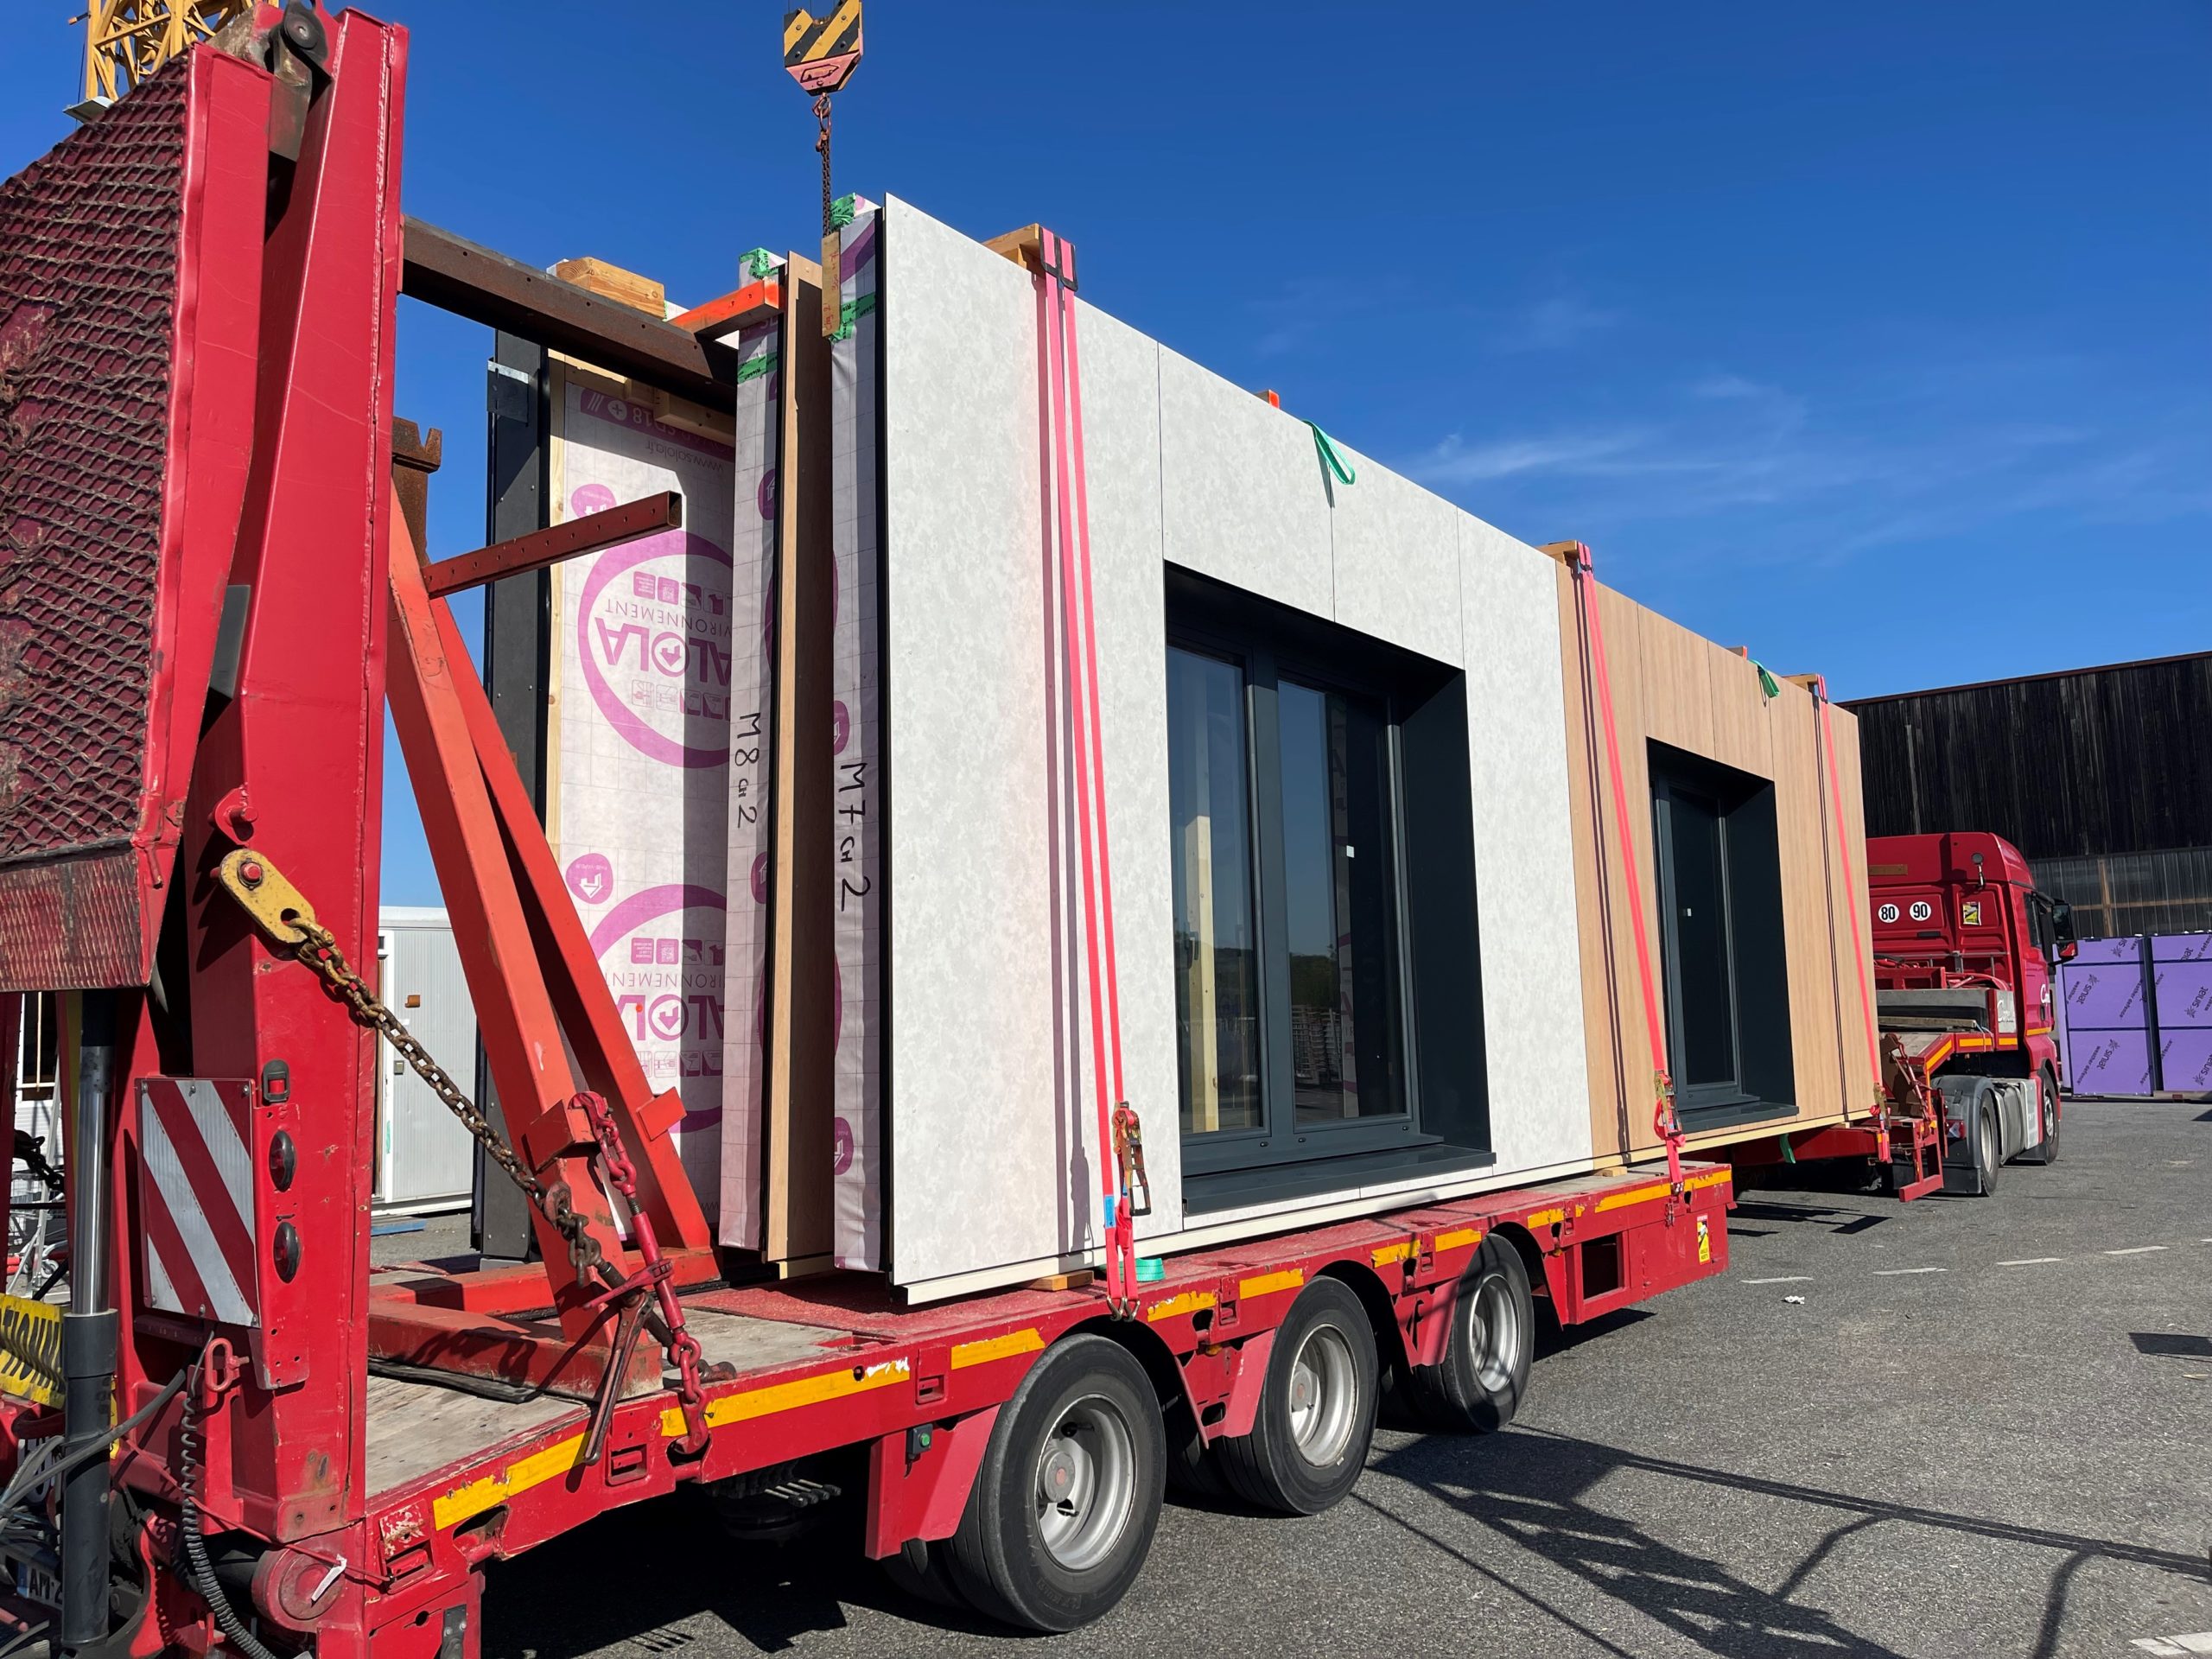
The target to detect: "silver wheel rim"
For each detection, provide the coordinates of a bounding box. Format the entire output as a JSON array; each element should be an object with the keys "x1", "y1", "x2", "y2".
[
  {"x1": 1286, "y1": 1323, "x2": 1358, "y2": 1467},
  {"x1": 1981, "y1": 1113, "x2": 1998, "y2": 1175},
  {"x1": 1465, "y1": 1270, "x2": 1522, "y2": 1395},
  {"x1": 1034, "y1": 1395, "x2": 1135, "y2": 1573}
]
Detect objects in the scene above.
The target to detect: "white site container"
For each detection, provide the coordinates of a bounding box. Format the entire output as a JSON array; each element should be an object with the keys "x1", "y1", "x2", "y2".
[{"x1": 375, "y1": 907, "x2": 477, "y2": 1214}]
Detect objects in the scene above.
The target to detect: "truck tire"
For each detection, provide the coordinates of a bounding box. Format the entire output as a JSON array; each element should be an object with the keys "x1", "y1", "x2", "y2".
[
  {"x1": 944, "y1": 1334, "x2": 1165, "y2": 1632},
  {"x1": 882, "y1": 1537, "x2": 967, "y2": 1611},
  {"x1": 1216, "y1": 1277, "x2": 1379, "y2": 1516},
  {"x1": 2017, "y1": 1065, "x2": 2061, "y2": 1166},
  {"x1": 1406, "y1": 1235, "x2": 1535, "y2": 1434},
  {"x1": 1972, "y1": 1095, "x2": 2001, "y2": 1197}
]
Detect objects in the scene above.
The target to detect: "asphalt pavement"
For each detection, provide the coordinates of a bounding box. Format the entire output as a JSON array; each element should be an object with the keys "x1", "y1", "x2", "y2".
[{"x1": 470, "y1": 1096, "x2": 2212, "y2": 1658}]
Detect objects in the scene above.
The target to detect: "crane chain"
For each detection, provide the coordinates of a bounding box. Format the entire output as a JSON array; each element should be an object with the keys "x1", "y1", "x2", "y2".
[{"x1": 286, "y1": 917, "x2": 608, "y2": 1280}]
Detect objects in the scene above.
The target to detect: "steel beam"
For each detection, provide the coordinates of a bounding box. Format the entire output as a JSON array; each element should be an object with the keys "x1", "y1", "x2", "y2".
[
  {"x1": 401, "y1": 217, "x2": 732, "y2": 407},
  {"x1": 423, "y1": 490, "x2": 682, "y2": 598}
]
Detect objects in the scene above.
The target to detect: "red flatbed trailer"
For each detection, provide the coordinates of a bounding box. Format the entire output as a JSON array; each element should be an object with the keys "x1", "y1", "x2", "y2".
[
  {"x1": 354, "y1": 1165, "x2": 1727, "y2": 1649},
  {"x1": 0, "y1": 11, "x2": 1731, "y2": 1655}
]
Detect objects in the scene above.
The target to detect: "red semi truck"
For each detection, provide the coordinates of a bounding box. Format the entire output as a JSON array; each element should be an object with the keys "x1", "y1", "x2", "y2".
[
  {"x1": 1864, "y1": 830, "x2": 2077, "y2": 1192},
  {"x1": 1735, "y1": 829, "x2": 2079, "y2": 1198}
]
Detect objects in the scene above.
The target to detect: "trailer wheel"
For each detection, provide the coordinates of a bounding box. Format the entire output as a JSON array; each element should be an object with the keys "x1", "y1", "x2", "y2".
[
  {"x1": 1972, "y1": 1096, "x2": 2001, "y2": 1197},
  {"x1": 2017, "y1": 1066, "x2": 2061, "y2": 1166},
  {"x1": 882, "y1": 1537, "x2": 968, "y2": 1611},
  {"x1": 944, "y1": 1334, "x2": 1165, "y2": 1632},
  {"x1": 1406, "y1": 1235, "x2": 1534, "y2": 1434},
  {"x1": 1216, "y1": 1277, "x2": 1378, "y2": 1516}
]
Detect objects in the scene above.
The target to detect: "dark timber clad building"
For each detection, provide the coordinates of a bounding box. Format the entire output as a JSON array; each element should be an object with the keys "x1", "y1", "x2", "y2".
[{"x1": 1847, "y1": 652, "x2": 2212, "y2": 939}]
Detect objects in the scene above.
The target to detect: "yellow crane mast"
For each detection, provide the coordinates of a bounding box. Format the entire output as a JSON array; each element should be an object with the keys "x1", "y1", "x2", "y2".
[{"x1": 75, "y1": 1, "x2": 252, "y2": 111}]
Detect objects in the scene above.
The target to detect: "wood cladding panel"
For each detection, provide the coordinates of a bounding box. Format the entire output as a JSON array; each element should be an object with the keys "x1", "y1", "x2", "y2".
[
  {"x1": 1557, "y1": 570, "x2": 1878, "y2": 1164},
  {"x1": 764, "y1": 265, "x2": 836, "y2": 1262}
]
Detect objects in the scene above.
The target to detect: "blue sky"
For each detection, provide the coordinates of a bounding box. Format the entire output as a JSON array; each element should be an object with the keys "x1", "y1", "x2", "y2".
[{"x1": 3, "y1": 4, "x2": 2205, "y2": 906}]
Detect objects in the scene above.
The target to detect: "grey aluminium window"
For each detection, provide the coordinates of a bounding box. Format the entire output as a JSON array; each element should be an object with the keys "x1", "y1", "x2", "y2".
[
  {"x1": 1167, "y1": 634, "x2": 1419, "y2": 1179},
  {"x1": 1648, "y1": 742, "x2": 1796, "y2": 1127}
]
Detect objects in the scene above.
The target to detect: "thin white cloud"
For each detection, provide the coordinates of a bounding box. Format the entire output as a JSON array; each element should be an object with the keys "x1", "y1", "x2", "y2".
[
  {"x1": 1400, "y1": 357, "x2": 2210, "y2": 569},
  {"x1": 1490, "y1": 293, "x2": 1622, "y2": 353},
  {"x1": 1407, "y1": 429, "x2": 1646, "y2": 485}
]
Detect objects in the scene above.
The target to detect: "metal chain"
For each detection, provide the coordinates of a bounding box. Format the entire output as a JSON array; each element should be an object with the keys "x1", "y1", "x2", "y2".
[
  {"x1": 286, "y1": 917, "x2": 607, "y2": 1279},
  {"x1": 814, "y1": 92, "x2": 834, "y2": 234}
]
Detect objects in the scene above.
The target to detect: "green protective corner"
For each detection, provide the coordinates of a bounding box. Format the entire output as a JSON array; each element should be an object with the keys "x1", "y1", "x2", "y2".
[
  {"x1": 1753, "y1": 661, "x2": 1782, "y2": 700},
  {"x1": 830, "y1": 194, "x2": 861, "y2": 231},
  {"x1": 741, "y1": 248, "x2": 779, "y2": 281}
]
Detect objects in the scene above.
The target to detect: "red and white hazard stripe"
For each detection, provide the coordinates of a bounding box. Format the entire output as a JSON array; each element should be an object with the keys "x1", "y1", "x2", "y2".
[{"x1": 137, "y1": 1078, "x2": 258, "y2": 1328}]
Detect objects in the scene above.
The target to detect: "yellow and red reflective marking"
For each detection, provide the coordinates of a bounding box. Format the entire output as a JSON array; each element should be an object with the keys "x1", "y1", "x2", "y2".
[
  {"x1": 1236, "y1": 1268, "x2": 1305, "y2": 1300},
  {"x1": 950, "y1": 1329, "x2": 1044, "y2": 1370},
  {"x1": 655, "y1": 1357, "x2": 911, "y2": 1439},
  {"x1": 434, "y1": 1430, "x2": 588, "y2": 1531},
  {"x1": 1144, "y1": 1289, "x2": 1217, "y2": 1323}
]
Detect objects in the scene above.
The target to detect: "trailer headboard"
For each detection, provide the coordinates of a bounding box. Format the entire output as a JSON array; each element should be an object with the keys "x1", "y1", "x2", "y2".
[{"x1": 0, "y1": 50, "x2": 271, "y2": 987}]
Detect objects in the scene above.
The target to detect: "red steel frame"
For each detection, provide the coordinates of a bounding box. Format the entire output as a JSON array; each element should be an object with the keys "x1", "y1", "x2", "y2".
[{"x1": 0, "y1": 16, "x2": 1738, "y2": 1659}]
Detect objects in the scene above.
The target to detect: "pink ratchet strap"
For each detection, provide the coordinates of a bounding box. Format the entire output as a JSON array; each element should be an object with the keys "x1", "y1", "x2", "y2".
[
  {"x1": 1565, "y1": 543, "x2": 1687, "y2": 1198},
  {"x1": 1034, "y1": 230, "x2": 1142, "y2": 1312}
]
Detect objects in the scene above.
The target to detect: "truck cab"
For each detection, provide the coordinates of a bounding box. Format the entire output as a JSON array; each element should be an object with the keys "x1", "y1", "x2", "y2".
[{"x1": 1866, "y1": 831, "x2": 2076, "y2": 1187}]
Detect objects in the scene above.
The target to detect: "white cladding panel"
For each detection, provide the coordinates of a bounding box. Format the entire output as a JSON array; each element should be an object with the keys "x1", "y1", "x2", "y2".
[
  {"x1": 879, "y1": 198, "x2": 1588, "y2": 1298},
  {"x1": 1457, "y1": 515, "x2": 1595, "y2": 1176}
]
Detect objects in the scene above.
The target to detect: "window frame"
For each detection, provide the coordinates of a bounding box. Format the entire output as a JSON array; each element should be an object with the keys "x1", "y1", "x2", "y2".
[
  {"x1": 1168, "y1": 620, "x2": 1429, "y2": 1179},
  {"x1": 1649, "y1": 772, "x2": 1751, "y2": 1112}
]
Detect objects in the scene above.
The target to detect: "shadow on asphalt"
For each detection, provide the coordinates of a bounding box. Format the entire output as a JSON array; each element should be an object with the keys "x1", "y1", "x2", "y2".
[
  {"x1": 482, "y1": 1338, "x2": 2210, "y2": 1659},
  {"x1": 1365, "y1": 1426, "x2": 2212, "y2": 1659}
]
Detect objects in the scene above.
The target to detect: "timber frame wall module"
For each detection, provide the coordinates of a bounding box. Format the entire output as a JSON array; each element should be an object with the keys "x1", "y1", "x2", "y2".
[{"x1": 465, "y1": 198, "x2": 1883, "y2": 1306}]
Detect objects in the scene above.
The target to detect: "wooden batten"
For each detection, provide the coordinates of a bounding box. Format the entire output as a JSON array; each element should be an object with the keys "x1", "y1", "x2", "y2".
[
  {"x1": 551, "y1": 255, "x2": 665, "y2": 317},
  {"x1": 762, "y1": 257, "x2": 838, "y2": 1264}
]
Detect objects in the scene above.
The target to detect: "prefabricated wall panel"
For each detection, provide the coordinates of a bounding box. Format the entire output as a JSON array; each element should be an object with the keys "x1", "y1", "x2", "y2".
[
  {"x1": 1552, "y1": 574, "x2": 1880, "y2": 1164},
  {"x1": 827, "y1": 207, "x2": 886, "y2": 1271},
  {"x1": 651, "y1": 197, "x2": 1888, "y2": 1300},
  {"x1": 716, "y1": 285, "x2": 785, "y2": 1251},
  {"x1": 544, "y1": 359, "x2": 742, "y2": 1224},
  {"x1": 876, "y1": 198, "x2": 1600, "y2": 1300}
]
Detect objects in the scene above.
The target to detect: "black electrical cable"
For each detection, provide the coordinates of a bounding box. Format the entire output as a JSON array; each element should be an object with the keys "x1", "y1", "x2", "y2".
[{"x1": 175, "y1": 1370, "x2": 284, "y2": 1659}]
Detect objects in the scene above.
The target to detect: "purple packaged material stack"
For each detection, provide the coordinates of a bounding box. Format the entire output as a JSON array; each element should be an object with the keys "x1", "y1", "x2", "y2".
[
  {"x1": 2165, "y1": 1032, "x2": 2212, "y2": 1093},
  {"x1": 2057, "y1": 936, "x2": 2155, "y2": 1097},
  {"x1": 2064, "y1": 961, "x2": 2149, "y2": 1028},
  {"x1": 2070, "y1": 1028, "x2": 2158, "y2": 1096},
  {"x1": 2156, "y1": 957, "x2": 2212, "y2": 1028},
  {"x1": 2071, "y1": 935, "x2": 2150, "y2": 966},
  {"x1": 2058, "y1": 933, "x2": 2212, "y2": 1097}
]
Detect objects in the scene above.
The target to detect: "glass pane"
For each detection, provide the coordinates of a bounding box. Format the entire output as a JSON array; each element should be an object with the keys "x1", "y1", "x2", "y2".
[
  {"x1": 1167, "y1": 649, "x2": 1262, "y2": 1135},
  {"x1": 1280, "y1": 680, "x2": 1406, "y2": 1125},
  {"x1": 1661, "y1": 790, "x2": 1738, "y2": 1088}
]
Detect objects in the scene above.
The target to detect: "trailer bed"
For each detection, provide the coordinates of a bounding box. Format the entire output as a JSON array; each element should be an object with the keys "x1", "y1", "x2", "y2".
[{"x1": 353, "y1": 1154, "x2": 1732, "y2": 1605}]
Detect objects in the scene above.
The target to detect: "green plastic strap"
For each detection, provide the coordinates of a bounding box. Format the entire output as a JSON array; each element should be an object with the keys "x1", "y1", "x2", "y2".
[
  {"x1": 830, "y1": 289, "x2": 877, "y2": 342},
  {"x1": 1309, "y1": 423, "x2": 1356, "y2": 486},
  {"x1": 830, "y1": 194, "x2": 861, "y2": 231},
  {"x1": 741, "y1": 248, "x2": 779, "y2": 281},
  {"x1": 1780, "y1": 1135, "x2": 1796, "y2": 1163},
  {"x1": 734, "y1": 350, "x2": 779, "y2": 385},
  {"x1": 1751, "y1": 659, "x2": 1781, "y2": 699}
]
